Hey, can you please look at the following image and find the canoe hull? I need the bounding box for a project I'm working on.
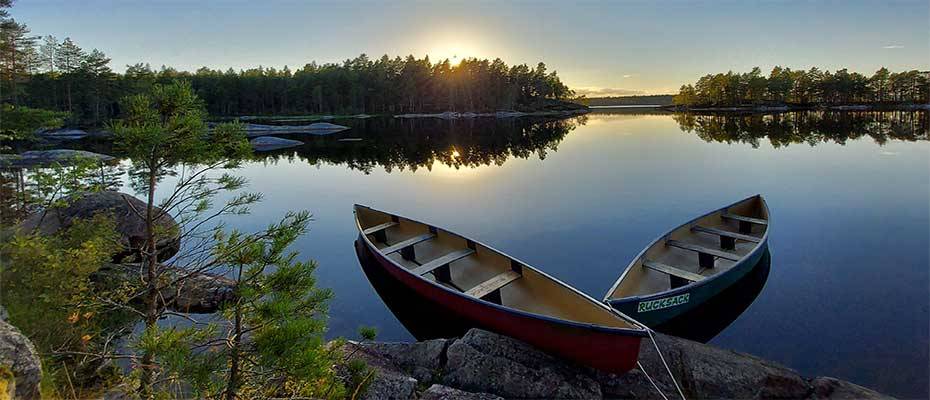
[358,234,644,374]
[607,241,768,334]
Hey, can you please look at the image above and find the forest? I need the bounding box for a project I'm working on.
[673,66,929,108]
[1,18,573,126]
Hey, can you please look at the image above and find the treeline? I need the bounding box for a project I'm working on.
[1,11,573,125]
[584,94,674,107]
[673,67,929,107]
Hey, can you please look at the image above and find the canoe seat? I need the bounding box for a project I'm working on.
[465,270,521,301]
[721,213,767,234]
[382,233,436,255]
[412,249,476,276]
[691,225,761,250]
[642,259,705,283]
[667,239,740,269]
[363,222,398,235]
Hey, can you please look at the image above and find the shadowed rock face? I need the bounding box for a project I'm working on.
[0,149,115,168]
[0,316,41,400]
[250,136,304,152]
[20,191,180,262]
[345,328,893,400]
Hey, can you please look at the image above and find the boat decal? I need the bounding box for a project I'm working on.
[638,293,690,312]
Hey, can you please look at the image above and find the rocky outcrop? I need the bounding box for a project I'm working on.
[250,136,304,151]
[0,149,115,168]
[20,191,181,262]
[93,263,236,314]
[0,318,41,399]
[241,122,350,137]
[346,329,893,400]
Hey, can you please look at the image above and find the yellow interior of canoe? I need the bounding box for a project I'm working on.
[607,196,768,300]
[355,206,638,330]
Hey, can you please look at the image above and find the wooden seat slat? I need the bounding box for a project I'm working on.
[721,213,768,226]
[666,240,741,261]
[691,225,762,243]
[363,222,398,235]
[642,259,705,282]
[382,233,436,255]
[412,249,476,276]
[465,271,521,299]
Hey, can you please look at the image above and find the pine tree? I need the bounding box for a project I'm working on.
[0,17,37,103]
[55,37,84,111]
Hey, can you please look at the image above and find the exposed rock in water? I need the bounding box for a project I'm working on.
[0,317,41,399]
[0,149,115,168]
[344,328,894,400]
[241,122,350,137]
[93,263,236,314]
[250,136,304,152]
[20,191,181,262]
[34,128,89,140]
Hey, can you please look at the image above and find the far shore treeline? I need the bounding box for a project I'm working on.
[673,67,929,108]
[1,25,574,126]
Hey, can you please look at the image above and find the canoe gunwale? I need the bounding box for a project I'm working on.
[602,194,771,303]
[354,204,648,336]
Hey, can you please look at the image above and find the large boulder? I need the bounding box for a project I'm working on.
[442,329,602,399]
[93,263,236,314]
[20,191,181,262]
[0,318,41,399]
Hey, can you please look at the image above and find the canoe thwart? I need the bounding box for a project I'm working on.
[466,270,521,300]
[721,213,768,226]
[412,249,476,276]
[642,259,705,282]
[666,240,741,261]
[382,233,436,255]
[691,225,762,243]
[363,221,398,235]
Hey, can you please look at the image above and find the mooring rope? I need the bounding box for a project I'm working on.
[637,360,670,400]
[647,328,687,400]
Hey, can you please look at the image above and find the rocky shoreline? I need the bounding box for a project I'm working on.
[345,328,892,400]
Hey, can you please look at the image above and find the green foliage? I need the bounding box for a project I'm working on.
[0,103,69,141]
[358,326,378,341]
[673,66,930,107]
[0,214,119,354]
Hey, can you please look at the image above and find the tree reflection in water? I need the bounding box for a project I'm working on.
[673,111,928,148]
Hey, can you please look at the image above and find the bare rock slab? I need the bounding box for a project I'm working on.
[420,384,503,400]
[0,149,115,168]
[250,136,304,151]
[0,318,41,399]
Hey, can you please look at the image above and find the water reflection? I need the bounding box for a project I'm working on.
[673,111,928,148]
[252,116,586,173]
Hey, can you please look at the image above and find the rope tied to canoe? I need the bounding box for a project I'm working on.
[641,328,687,400]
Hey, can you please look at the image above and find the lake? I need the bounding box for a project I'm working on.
[146,110,929,398]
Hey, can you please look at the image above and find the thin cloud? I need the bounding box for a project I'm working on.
[573,87,644,97]
[882,45,904,49]
[622,74,637,78]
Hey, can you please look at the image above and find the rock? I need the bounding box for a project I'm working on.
[420,384,503,400]
[361,371,417,400]
[345,338,448,383]
[808,377,893,399]
[0,306,7,322]
[442,329,602,399]
[242,122,350,137]
[0,149,115,168]
[35,128,88,140]
[632,332,812,399]
[249,136,304,151]
[0,318,41,399]
[20,191,181,262]
[93,263,235,313]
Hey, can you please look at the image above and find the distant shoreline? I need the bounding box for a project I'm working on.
[661,103,930,113]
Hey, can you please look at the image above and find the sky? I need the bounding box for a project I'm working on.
[10,0,930,95]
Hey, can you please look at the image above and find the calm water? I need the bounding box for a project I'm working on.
[144,111,928,397]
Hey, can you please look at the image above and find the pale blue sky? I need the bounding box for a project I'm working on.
[11,0,929,95]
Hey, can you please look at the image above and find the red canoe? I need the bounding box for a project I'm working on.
[354,205,647,374]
